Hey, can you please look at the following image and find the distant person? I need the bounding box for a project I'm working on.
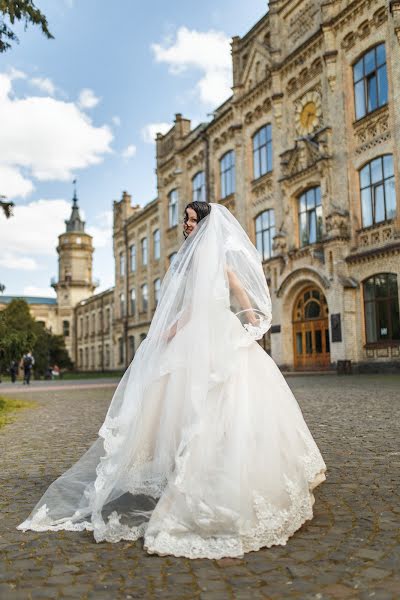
[9,360,19,383]
[51,364,60,380]
[22,351,35,385]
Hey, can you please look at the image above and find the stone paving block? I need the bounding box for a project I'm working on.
[1,377,400,598]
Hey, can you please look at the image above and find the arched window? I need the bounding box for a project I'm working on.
[252,124,272,180]
[359,155,396,227]
[153,229,160,260]
[141,283,148,312]
[154,278,161,306]
[220,150,235,199]
[168,189,178,227]
[255,209,275,261]
[363,274,400,344]
[298,187,323,246]
[192,171,206,202]
[169,252,177,265]
[353,43,388,120]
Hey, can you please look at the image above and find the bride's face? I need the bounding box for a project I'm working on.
[183,208,198,238]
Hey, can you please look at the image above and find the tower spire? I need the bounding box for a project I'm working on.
[65,179,85,232]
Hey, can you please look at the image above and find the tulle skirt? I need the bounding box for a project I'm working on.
[18,309,326,559]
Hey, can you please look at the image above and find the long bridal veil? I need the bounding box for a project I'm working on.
[18,202,326,558]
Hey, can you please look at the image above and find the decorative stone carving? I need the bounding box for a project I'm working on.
[280,129,331,180]
[390,0,400,43]
[243,97,272,126]
[341,7,387,51]
[272,232,287,255]
[186,150,205,171]
[212,124,240,152]
[289,1,319,45]
[325,208,350,239]
[353,107,390,155]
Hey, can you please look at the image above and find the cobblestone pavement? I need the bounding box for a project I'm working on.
[1,374,399,600]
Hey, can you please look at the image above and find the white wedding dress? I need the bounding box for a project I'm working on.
[18,203,326,559]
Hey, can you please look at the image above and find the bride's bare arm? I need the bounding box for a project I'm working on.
[225,267,259,324]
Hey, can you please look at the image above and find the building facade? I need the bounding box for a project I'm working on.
[154,0,400,370]
[3,0,399,372]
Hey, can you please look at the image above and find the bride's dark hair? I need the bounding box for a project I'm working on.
[183,202,211,238]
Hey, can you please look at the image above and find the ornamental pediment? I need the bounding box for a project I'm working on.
[240,42,272,91]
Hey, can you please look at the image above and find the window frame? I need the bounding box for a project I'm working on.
[359,154,396,228]
[363,273,400,345]
[168,189,179,227]
[252,124,273,180]
[220,150,235,199]
[353,43,388,121]
[192,171,206,202]
[255,209,275,261]
[141,283,148,312]
[298,187,323,247]
[141,237,148,266]
[129,244,136,272]
[153,228,160,260]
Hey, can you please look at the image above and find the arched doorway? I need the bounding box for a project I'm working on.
[293,286,330,369]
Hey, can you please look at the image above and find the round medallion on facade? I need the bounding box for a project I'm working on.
[295,91,322,136]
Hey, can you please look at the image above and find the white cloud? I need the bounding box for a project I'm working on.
[30,77,56,95]
[78,88,100,109]
[23,285,56,298]
[0,165,34,199]
[141,122,171,144]
[0,252,40,271]
[112,115,121,127]
[87,210,113,249]
[0,71,113,186]
[8,67,27,82]
[121,144,136,159]
[151,27,232,105]
[0,198,70,257]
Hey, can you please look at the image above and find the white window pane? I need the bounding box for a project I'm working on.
[385,178,396,220]
[361,188,373,227]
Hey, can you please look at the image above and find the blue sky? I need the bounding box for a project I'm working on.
[0,0,267,297]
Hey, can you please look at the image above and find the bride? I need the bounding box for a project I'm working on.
[18,201,326,559]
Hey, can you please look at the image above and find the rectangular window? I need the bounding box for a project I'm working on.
[141,237,148,266]
[130,244,136,272]
[130,288,136,315]
[353,43,388,120]
[118,337,124,364]
[168,189,179,227]
[153,229,160,260]
[253,125,272,180]
[220,151,235,199]
[119,252,125,277]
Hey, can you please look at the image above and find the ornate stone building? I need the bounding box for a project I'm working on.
[153,0,400,370]
[3,0,399,372]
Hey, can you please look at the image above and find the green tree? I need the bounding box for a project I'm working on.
[0,299,37,373]
[0,299,72,377]
[0,0,53,53]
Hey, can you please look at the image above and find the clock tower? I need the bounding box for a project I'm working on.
[52,185,97,361]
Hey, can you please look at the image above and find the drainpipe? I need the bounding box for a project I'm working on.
[202,130,210,202]
[123,221,129,369]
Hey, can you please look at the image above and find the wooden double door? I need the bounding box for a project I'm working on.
[293,287,330,370]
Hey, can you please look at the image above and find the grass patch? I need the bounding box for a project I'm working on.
[0,396,35,429]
